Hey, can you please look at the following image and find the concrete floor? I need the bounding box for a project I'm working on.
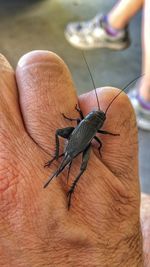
[0,0,149,192]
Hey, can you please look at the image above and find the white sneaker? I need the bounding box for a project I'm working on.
[128,88,150,131]
[65,14,130,50]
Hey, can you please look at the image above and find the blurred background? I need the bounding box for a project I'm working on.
[0,0,149,193]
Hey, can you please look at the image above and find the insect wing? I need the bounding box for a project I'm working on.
[66,120,96,156]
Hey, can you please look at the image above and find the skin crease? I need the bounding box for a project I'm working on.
[0,51,149,267]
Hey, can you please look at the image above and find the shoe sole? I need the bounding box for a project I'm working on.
[65,31,130,51]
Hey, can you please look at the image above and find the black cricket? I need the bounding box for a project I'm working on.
[43,53,141,209]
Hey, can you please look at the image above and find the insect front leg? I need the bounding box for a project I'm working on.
[62,104,84,125]
[44,127,74,168]
[67,144,91,209]
[75,104,84,119]
[98,130,120,136]
[62,113,81,125]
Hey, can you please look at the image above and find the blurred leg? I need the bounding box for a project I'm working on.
[127,0,150,130]
[65,0,143,49]
[139,0,150,101]
[108,0,143,29]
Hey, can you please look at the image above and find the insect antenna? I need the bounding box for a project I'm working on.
[82,51,101,111]
[105,74,144,115]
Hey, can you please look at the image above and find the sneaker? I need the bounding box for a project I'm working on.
[64,14,130,50]
[128,88,150,131]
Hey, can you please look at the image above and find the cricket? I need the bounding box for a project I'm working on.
[43,52,141,209]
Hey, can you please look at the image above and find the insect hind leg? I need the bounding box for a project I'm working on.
[67,144,91,210]
[55,127,75,159]
[66,161,72,183]
[44,127,74,168]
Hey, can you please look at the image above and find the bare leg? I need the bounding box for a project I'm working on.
[139,0,150,101]
[108,0,143,29]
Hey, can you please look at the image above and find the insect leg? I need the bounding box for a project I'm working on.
[44,153,64,168]
[67,144,91,209]
[44,154,71,188]
[94,136,102,157]
[98,130,120,136]
[75,104,84,119]
[44,127,74,168]
[62,113,81,125]
[55,127,75,159]
[66,161,72,183]
[62,104,84,124]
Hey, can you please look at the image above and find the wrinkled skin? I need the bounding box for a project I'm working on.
[0,51,149,267]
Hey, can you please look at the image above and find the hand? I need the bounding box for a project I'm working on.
[0,51,149,266]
